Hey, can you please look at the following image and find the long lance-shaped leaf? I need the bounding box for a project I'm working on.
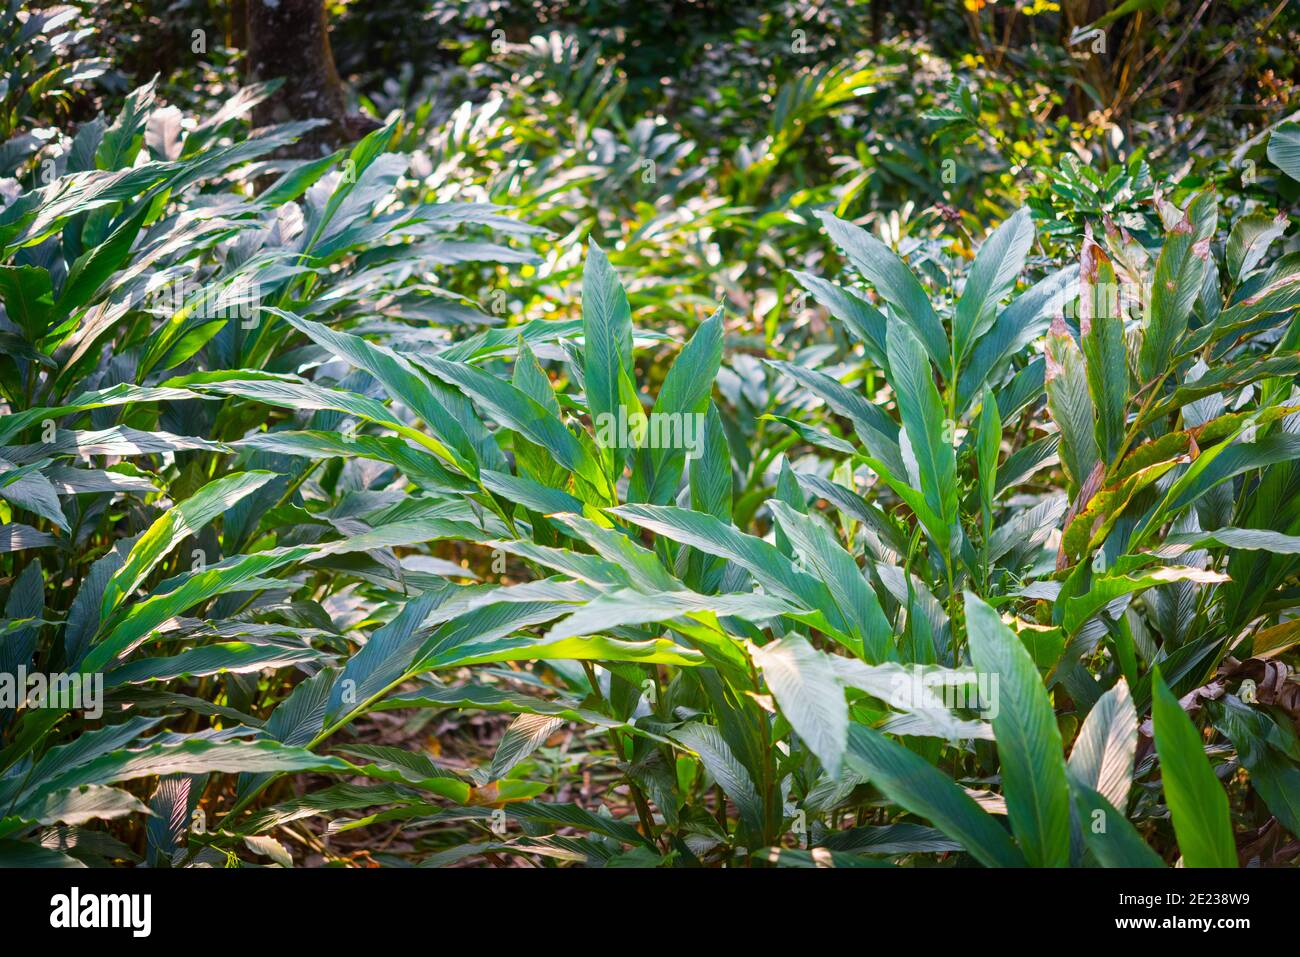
[767,500,894,661]
[549,512,682,592]
[420,625,704,672]
[636,307,724,504]
[958,266,1077,411]
[582,240,634,467]
[486,539,632,588]
[1066,678,1138,811]
[0,457,67,532]
[171,369,464,468]
[790,270,889,369]
[1268,122,1300,182]
[1226,211,1288,283]
[105,641,321,686]
[844,724,1025,867]
[542,587,753,682]
[326,589,452,723]
[100,470,275,619]
[0,719,162,815]
[1045,317,1100,491]
[610,503,855,643]
[0,383,199,446]
[3,785,150,834]
[1079,236,1128,463]
[544,589,790,642]
[18,739,350,804]
[1211,696,1300,837]
[816,211,950,377]
[965,592,1069,867]
[489,714,565,781]
[976,387,1000,541]
[886,321,957,541]
[1137,199,1212,384]
[372,683,657,736]
[272,309,480,476]
[0,841,84,867]
[1135,431,1300,544]
[752,634,848,777]
[767,359,904,476]
[0,264,54,341]
[234,430,474,490]
[1151,667,1237,867]
[670,722,764,839]
[1069,780,1164,867]
[1058,569,1230,639]
[953,207,1032,366]
[86,518,487,674]
[416,353,610,498]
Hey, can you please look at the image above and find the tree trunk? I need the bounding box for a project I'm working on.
[246,0,352,156]
[229,0,248,50]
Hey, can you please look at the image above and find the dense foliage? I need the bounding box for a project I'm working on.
[1,1,1299,868]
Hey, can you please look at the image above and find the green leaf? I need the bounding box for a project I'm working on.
[422,628,703,672]
[611,504,855,645]
[790,269,888,369]
[417,353,609,497]
[767,360,903,475]
[5,784,150,831]
[1061,566,1226,637]
[327,588,454,723]
[489,714,564,780]
[335,745,471,803]
[87,519,483,674]
[1160,526,1300,555]
[94,78,156,170]
[752,634,848,776]
[1067,678,1138,811]
[17,739,350,805]
[959,267,1077,410]
[1226,212,1289,282]
[1079,238,1128,462]
[816,211,950,377]
[844,724,1025,867]
[1267,122,1300,182]
[507,801,651,847]
[976,387,1000,534]
[637,307,723,504]
[954,207,1032,365]
[273,311,481,476]
[1138,200,1212,383]
[965,592,1069,867]
[100,470,276,619]
[0,840,85,867]
[238,783,425,835]
[767,500,894,661]
[545,588,789,641]
[549,513,681,592]
[670,722,764,839]
[234,430,472,490]
[1069,780,1164,867]
[885,320,957,540]
[582,240,634,462]
[0,264,54,341]
[0,458,67,532]
[690,403,733,522]
[0,523,56,553]
[105,641,320,687]
[1150,667,1237,867]
[1211,696,1300,837]
[1149,432,1300,526]
[1045,317,1100,490]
